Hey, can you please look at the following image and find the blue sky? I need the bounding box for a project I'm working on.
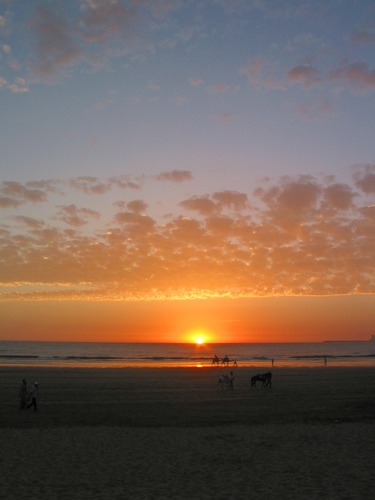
[0,1,374,341]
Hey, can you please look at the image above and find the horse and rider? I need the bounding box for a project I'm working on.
[212,355,238,367]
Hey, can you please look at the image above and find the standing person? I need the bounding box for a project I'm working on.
[28,382,38,411]
[19,379,28,410]
[229,371,234,390]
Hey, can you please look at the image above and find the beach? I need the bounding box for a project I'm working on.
[1,366,374,499]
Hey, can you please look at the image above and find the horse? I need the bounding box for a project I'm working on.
[251,371,272,388]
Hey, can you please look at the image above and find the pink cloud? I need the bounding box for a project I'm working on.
[287,65,321,89]
[189,77,204,86]
[329,61,375,92]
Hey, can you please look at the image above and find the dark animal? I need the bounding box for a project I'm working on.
[251,371,272,388]
[212,355,220,366]
[221,355,230,366]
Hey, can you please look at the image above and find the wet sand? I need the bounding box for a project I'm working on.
[1,366,375,499]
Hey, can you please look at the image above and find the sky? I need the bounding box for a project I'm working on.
[0,0,374,343]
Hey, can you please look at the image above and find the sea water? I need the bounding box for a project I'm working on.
[1,341,375,368]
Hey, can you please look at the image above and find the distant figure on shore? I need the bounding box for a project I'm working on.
[27,382,38,411]
[19,379,28,410]
[229,371,234,390]
[271,358,274,367]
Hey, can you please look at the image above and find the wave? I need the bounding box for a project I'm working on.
[292,354,375,359]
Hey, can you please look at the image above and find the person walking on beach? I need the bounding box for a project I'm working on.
[27,382,38,411]
[19,379,28,410]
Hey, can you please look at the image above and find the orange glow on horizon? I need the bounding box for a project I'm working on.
[0,294,374,343]
[184,328,214,345]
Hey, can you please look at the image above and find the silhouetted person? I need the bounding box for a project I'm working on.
[28,382,38,411]
[19,379,28,410]
[229,371,234,389]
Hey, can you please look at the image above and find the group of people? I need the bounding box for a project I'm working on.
[19,379,38,411]
[218,371,235,390]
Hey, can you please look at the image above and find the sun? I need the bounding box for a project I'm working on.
[186,328,212,345]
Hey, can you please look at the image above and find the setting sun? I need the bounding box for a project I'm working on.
[195,337,204,345]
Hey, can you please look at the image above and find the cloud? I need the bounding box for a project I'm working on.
[82,0,136,43]
[155,170,193,182]
[69,177,111,195]
[254,176,320,213]
[0,181,48,205]
[0,197,22,209]
[352,164,375,194]
[12,216,45,229]
[1,171,374,300]
[179,196,217,216]
[56,204,100,227]
[323,183,356,211]
[240,57,287,90]
[127,200,148,213]
[31,7,82,78]
[329,61,375,92]
[212,191,248,211]
[287,65,321,89]
[189,77,203,86]
[289,95,335,121]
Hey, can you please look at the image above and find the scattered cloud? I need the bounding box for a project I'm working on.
[287,65,321,89]
[189,77,204,86]
[329,61,375,92]
[1,168,374,300]
[289,95,335,121]
[0,181,48,205]
[155,170,193,182]
[352,164,375,194]
[179,196,217,216]
[31,7,82,79]
[56,204,100,227]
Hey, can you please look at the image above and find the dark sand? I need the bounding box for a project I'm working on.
[1,366,375,499]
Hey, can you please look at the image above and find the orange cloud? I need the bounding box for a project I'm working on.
[0,168,374,301]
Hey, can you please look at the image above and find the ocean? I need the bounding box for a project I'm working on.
[1,340,375,368]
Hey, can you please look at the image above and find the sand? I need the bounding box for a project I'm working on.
[1,366,375,499]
